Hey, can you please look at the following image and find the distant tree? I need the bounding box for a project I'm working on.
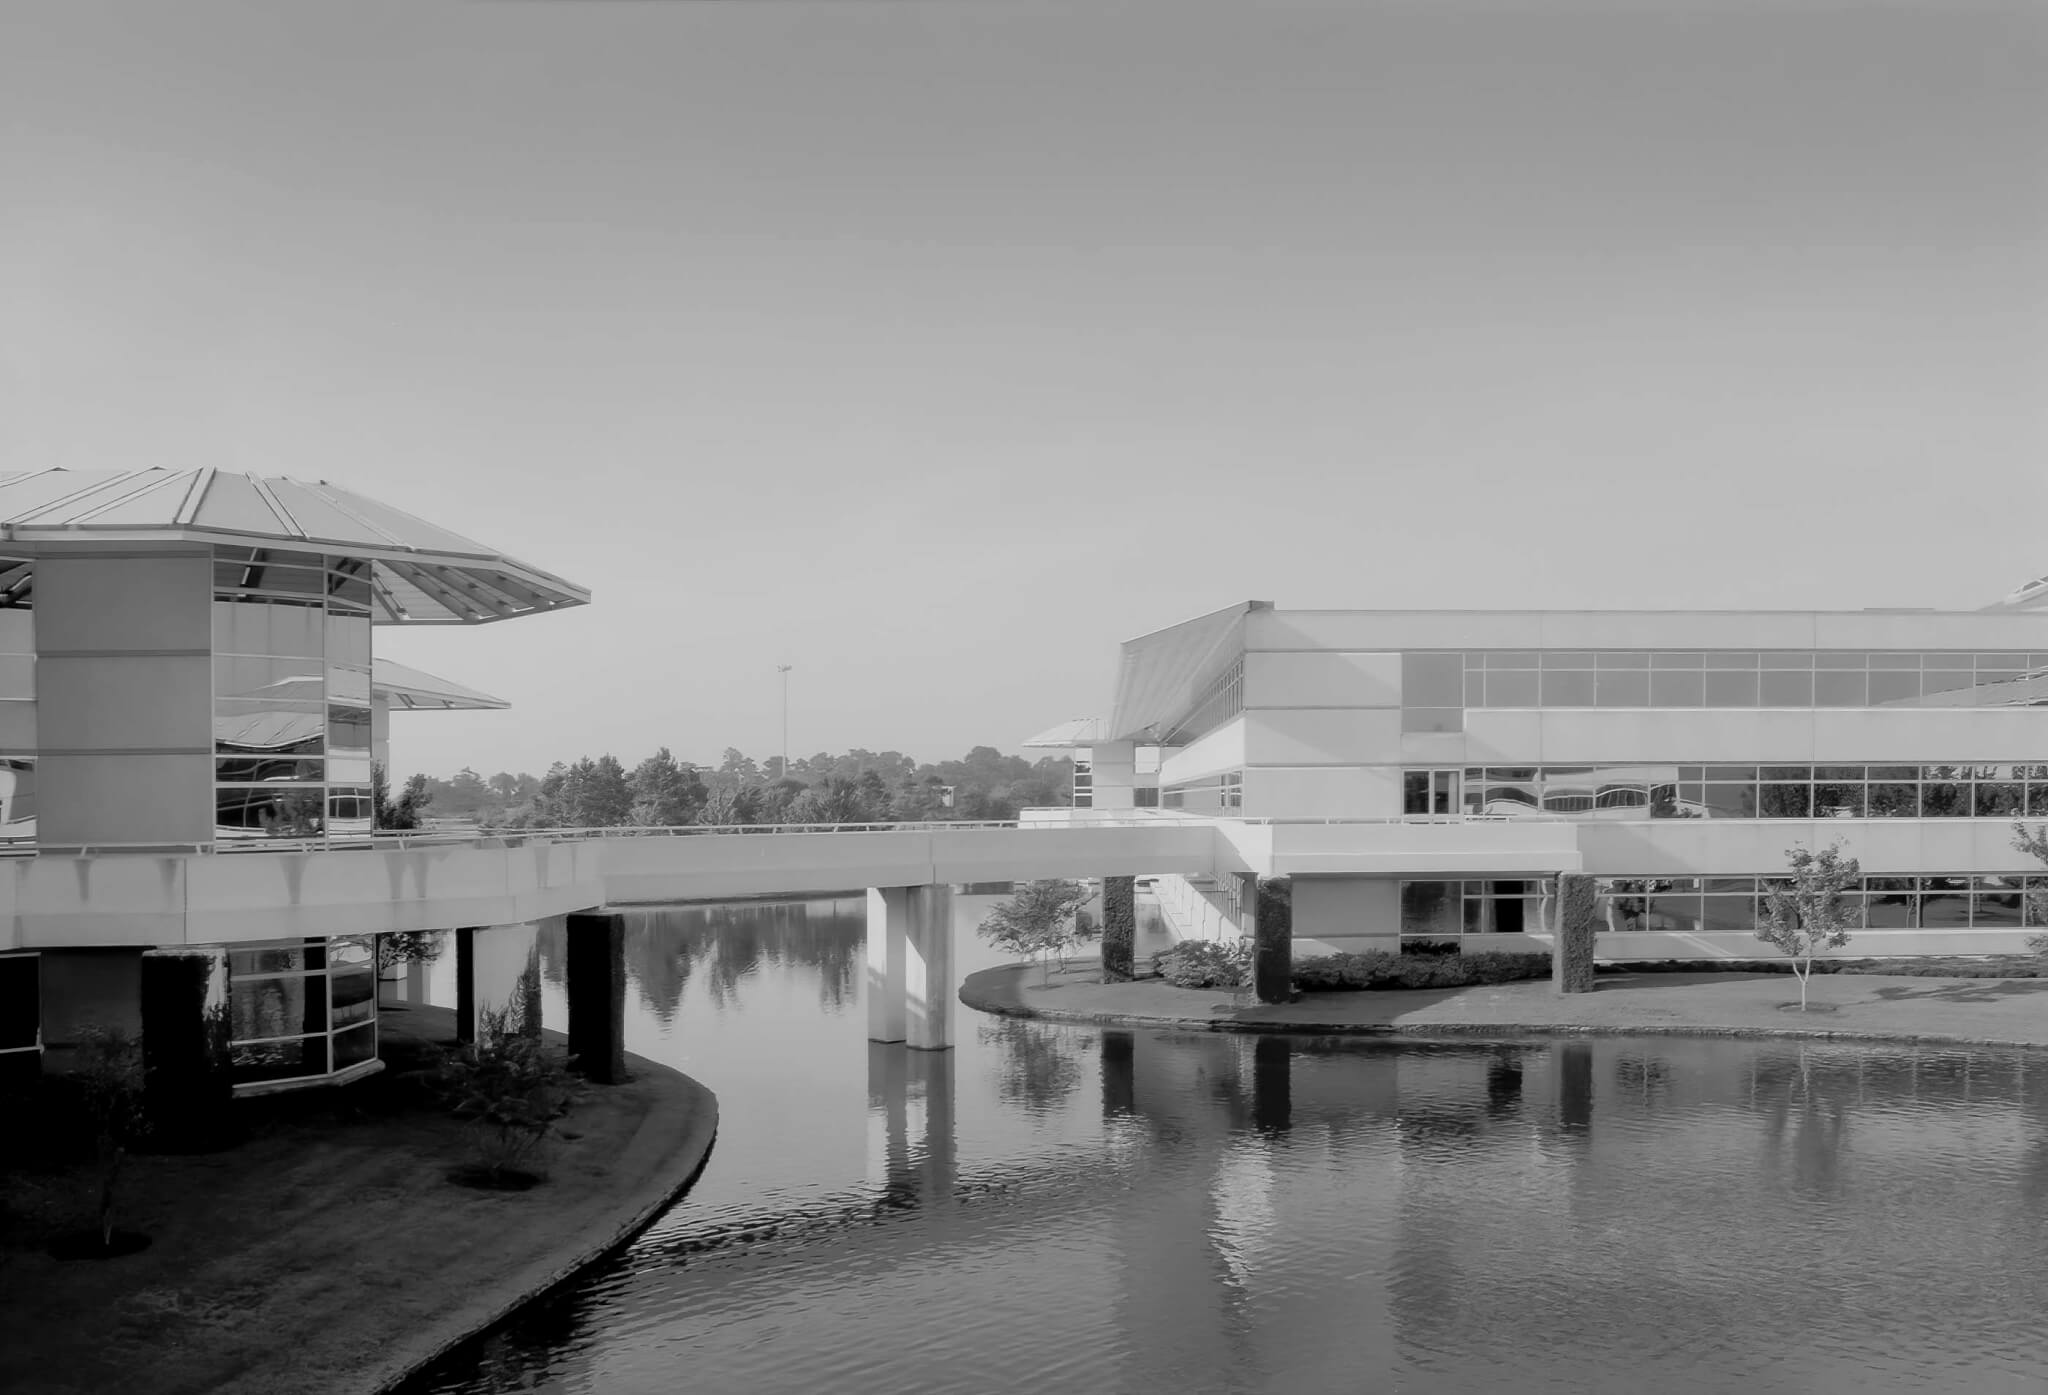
[439,767,491,817]
[717,748,762,785]
[1757,843,1860,1010]
[72,1026,148,1252]
[630,747,707,826]
[572,754,635,828]
[978,879,1097,984]
[698,781,764,826]
[373,762,432,831]
[856,769,892,820]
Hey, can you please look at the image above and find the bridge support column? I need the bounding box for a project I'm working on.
[567,911,628,1085]
[454,927,477,1045]
[867,884,954,1049]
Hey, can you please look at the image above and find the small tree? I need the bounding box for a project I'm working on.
[978,879,1094,984]
[1756,843,1860,1010]
[72,1026,148,1250]
[2009,821,2048,955]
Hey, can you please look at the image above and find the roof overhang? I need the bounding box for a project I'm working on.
[1106,601,1266,743]
[1021,717,1106,749]
[0,467,589,625]
[373,660,510,712]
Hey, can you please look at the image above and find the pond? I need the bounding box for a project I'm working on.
[403,895,2048,1395]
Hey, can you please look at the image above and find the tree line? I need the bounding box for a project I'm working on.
[396,745,1077,830]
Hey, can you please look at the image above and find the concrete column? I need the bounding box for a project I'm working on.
[403,954,429,1006]
[139,947,232,1148]
[866,887,908,1043]
[868,884,955,1049]
[454,927,477,1045]
[1237,871,1291,1005]
[566,911,627,1084]
[904,884,954,1051]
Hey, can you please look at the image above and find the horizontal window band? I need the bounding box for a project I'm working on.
[36,649,212,659]
[36,747,214,756]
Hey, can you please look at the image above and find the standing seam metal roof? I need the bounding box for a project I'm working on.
[0,468,589,624]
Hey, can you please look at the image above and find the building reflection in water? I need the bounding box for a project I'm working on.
[399,899,2048,1395]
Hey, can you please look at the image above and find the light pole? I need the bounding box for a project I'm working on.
[778,664,792,782]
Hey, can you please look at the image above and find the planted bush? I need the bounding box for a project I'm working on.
[1155,938,1252,989]
[1292,948,1552,992]
[427,1003,577,1190]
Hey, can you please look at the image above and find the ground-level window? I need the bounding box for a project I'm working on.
[1399,880,1554,936]
[1595,874,2048,933]
[226,936,377,1088]
[0,952,38,1060]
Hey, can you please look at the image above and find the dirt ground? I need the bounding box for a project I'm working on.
[0,1003,717,1395]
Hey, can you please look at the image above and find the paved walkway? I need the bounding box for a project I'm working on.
[0,1004,718,1395]
[961,962,2048,1050]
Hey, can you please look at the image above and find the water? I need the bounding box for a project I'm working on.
[403,895,2048,1395]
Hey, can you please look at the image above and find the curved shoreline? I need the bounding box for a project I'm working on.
[959,962,2048,1053]
[365,1054,719,1395]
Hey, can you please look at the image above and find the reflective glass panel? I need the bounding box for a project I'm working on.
[1597,652,1651,668]
[1921,879,1970,927]
[231,974,325,1041]
[327,665,370,706]
[1759,671,1813,705]
[1401,707,1462,734]
[332,1022,377,1069]
[1649,670,1704,707]
[1867,672,1921,707]
[1867,783,1918,817]
[1704,652,1757,669]
[1541,670,1595,705]
[1485,670,1539,706]
[1704,670,1758,706]
[231,1036,330,1085]
[212,598,324,658]
[215,702,324,756]
[1814,782,1864,817]
[216,757,324,784]
[327,612,370,667]
[1920,782,1968,817]
[1757,784,1811,818]
[1399,881,1461,936]
[1541,652,1596,669]
[1596,671,1650,706]
[1701,782,1758,818]
[1485,653,1540,669]
[1813,670,1867,706]
[216,786,326,839]
[228,943,325,976]
[1975,782,2024,817]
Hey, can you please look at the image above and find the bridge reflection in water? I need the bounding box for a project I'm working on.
[402,897,2048,1395]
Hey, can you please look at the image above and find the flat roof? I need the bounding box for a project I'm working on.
[0,468,589,624]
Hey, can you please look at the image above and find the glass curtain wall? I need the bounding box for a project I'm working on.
[1452,763,2048,819]
[212,548,374,843]
[226,936,378,1086]
[1160,771,1243,812]
[1399,879,1557,936]
[1404,650,2048,729]
[1593,875,2042,934]
[0,556,32,849]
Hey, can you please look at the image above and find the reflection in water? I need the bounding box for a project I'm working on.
[406,896,2048,1395]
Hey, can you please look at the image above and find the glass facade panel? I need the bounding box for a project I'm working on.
[1485,670,1539,707]
[1704,670,1758,706]
[1649,670,1704,707]
[227,936,378,1088]
[1399,881,1461,937]
[1401,654,1464,708]
[1540,670,1595,705]
[1596,671,1650,706]
[1759,670,1813,705]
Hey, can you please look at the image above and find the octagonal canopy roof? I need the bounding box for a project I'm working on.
[1021,717,1107,748]
[0,467,589,624]
[374,659,510,711]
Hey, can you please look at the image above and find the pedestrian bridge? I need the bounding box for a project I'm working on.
[0,811,1583,955]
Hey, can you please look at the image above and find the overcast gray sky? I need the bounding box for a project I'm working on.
[6,0,2045,778]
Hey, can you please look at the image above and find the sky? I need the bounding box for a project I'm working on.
[5,0,2045,780]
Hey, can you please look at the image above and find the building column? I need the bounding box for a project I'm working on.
[1101,875,1137,982]
[867,884,955,1049]
[139,947,232,1148]
[1236,871,1291,1005]
[566,911,627,1084]
[454,927,477,1045]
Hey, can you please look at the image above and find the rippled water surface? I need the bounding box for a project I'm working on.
[404,896,2048,1395]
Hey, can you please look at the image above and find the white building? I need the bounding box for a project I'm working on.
[1032,598,2048,959]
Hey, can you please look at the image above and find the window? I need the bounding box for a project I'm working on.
[1401,653,1464,732]
[1434,650,2048,711]
[227,936,377,1088]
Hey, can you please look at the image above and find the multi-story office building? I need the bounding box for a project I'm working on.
[1035,599,2048,959]
[0,467,598,1090]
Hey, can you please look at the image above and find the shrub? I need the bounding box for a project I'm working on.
[1292,948,1551,992]
[1100,876,1136,984]
[427,1004,577,1187]
[1156,938,1252,989]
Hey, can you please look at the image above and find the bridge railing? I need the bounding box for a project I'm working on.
[10,809,1570,858]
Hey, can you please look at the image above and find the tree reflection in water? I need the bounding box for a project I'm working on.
[978,1016,1083,1114]
[603,899,865,1020]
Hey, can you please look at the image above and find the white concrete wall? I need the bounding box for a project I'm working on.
[1575,817,2046,878]
[1087,741,1137,810]
[1158,718,1246,786]
[34,549,214,848]
[1241,766,1401,819]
